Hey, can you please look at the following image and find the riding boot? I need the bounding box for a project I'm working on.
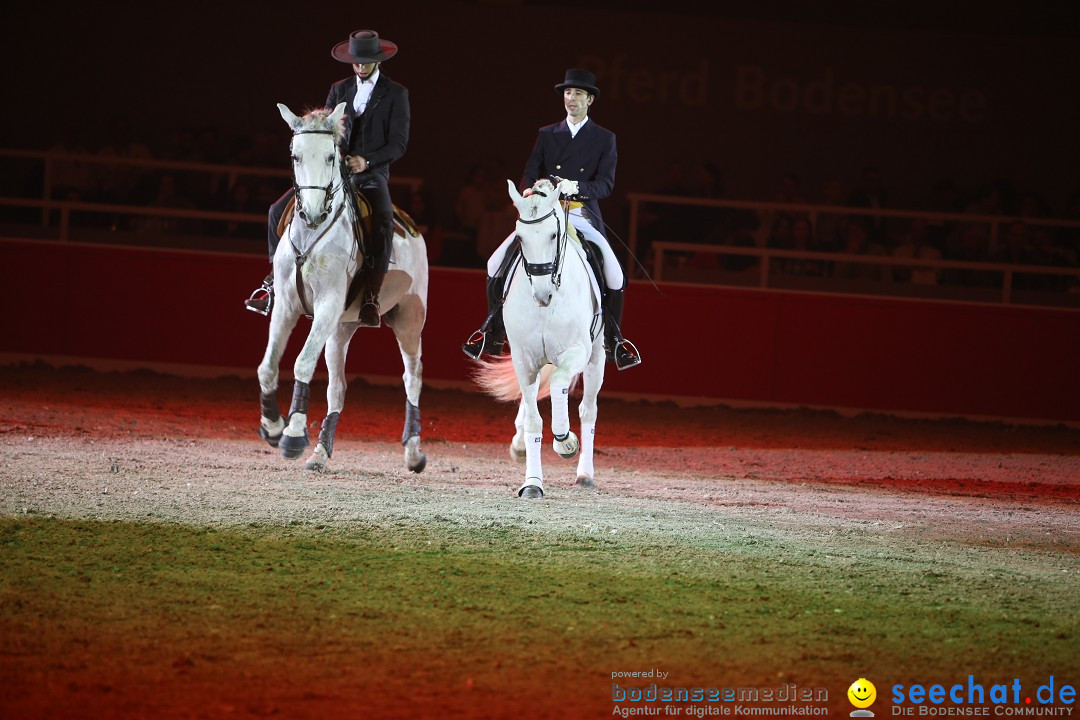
[358,210,392,327]
[603,287,642,371]
[358,270,385,327]
[462,275,507,360]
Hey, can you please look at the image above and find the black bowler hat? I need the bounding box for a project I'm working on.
[331,30,398,64]
[555,68,600,97]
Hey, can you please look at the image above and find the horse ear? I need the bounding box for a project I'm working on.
[507,179,523,206]
[329,102,347,126]
[277,103,300,128]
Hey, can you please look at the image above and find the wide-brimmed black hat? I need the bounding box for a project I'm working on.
[554,68,599,97]
[331,30,398,64]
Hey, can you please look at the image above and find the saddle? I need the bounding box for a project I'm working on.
[277,189,421,317]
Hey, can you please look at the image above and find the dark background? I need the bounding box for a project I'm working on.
[5,0,1080,227]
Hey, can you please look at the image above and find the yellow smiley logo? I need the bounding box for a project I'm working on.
[848,678,877,708]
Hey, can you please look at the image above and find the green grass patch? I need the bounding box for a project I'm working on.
[1,516,1077,717]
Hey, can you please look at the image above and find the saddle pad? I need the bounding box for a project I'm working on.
[280,192,419,245]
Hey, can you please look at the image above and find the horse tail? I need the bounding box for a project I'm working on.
[472,354,565,402]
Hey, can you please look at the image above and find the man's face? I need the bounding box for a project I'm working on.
[353,62,379,80]
[564,88,593,121]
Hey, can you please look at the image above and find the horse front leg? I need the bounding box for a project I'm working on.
[305,322,357,471]
[514,359,545,500]
[388,293,427,473]
[510,400,527,463]
[549,345,589,462]
[256,301,300,448]
[575,341,607,489]
[280,298,341,460]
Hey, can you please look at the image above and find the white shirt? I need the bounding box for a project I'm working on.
[354,68,380,113]
[566,114,589,138]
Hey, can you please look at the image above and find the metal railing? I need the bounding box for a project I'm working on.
[628,192,1080,309]
[626,192,1080,258]
[0,147,423,229]
[649,241,1080,308]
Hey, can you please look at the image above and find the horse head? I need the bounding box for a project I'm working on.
[278,102,347,229]
[507,178,566,307]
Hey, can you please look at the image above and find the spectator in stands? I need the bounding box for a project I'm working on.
[757,172,807,248]
[846,165,889,247]
[831,217,888,281]
[222,181,261,239]
[1054,190,1080,266]
[990,220,1031,265]
[781,216,827,277]
[943,222,993,287]
[814,178,846,252]
[766,212,794,249]
[924,178,963,251]
[689,162,724,199]
[892,218,941,285]
[134,174,199,235]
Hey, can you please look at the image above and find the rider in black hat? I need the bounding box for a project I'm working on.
[245,30,410,328]
[462,68,642,370]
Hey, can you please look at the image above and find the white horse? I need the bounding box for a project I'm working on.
[473,179,606,499]
[257,102,428,473]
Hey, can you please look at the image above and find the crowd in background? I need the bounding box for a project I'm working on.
[635,164,1080,293]
[4,126,1080,295]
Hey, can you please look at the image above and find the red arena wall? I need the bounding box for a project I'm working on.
[3,239,1078,423]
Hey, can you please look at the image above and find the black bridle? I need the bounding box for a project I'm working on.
[287,126,350,317]
[517,191,571,289]
[290,128,347,226]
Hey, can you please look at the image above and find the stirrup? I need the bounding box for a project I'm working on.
[244,282,273,316]
[611,338,642,371]
[358,298,381,327]
[462,329,488,360]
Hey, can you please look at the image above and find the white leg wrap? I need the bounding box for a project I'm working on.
[577,421,596,480]
[550,383,571,439]
[524,431,543,482]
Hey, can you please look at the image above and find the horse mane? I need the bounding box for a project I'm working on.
[297,107,346,145]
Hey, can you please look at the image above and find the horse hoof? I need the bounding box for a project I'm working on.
[279,433,310,460]
[408,451,427,474]
[258,426,281,448]
[518,485,544,500]
[305,460,325,472]
[575,475,595,490]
